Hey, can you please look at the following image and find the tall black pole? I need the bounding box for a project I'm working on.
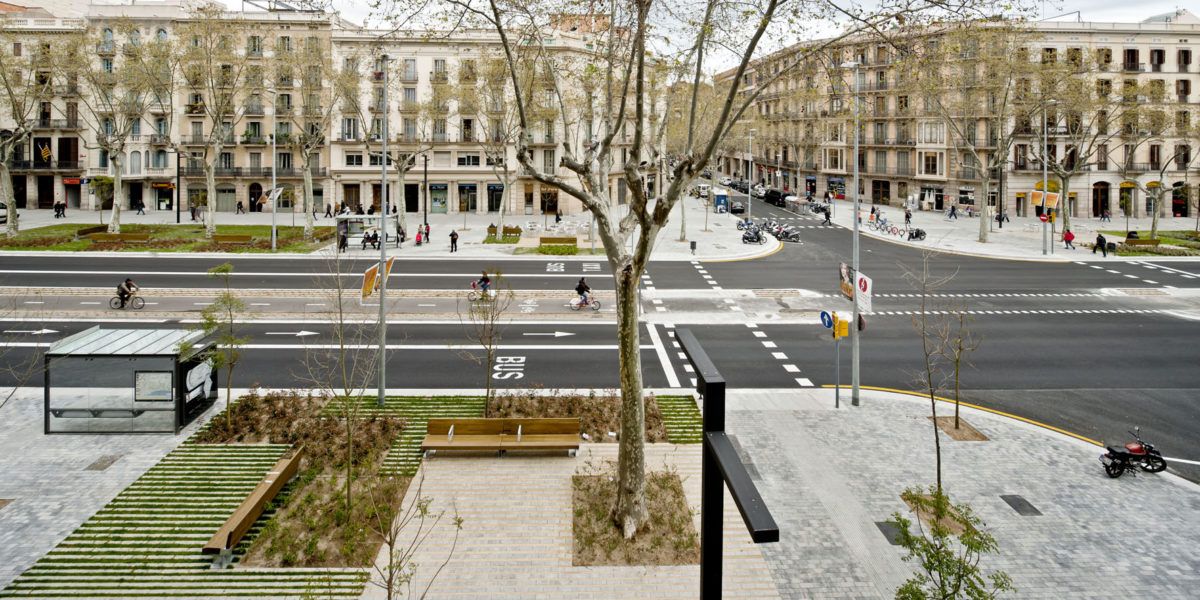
[174,150,181,224]
[422,153,428,226]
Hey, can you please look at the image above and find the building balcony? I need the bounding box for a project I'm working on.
[245,104,265,116]
[1122,62,1144,72]
[399,72,418,83]
[54,84,79,96]
[96,41,115,55]
[241,135,267,145]
[185,103,205,115]
[430,71,449,84]
[26,118,81,130]
[1150,63,1163,73]
[7,159,84,172]
[149,134,171,145]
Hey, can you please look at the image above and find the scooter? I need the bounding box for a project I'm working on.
[736,218,754,231]
[1100,427,1167,478]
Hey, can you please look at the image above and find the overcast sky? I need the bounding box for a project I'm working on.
[324,0,1189,28]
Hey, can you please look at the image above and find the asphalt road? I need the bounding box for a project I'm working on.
[3,189,1199,480]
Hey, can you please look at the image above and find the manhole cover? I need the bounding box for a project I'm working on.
[1118,288,1167,296]
[1000,494,1042,516]
[875,521,904,545]
[86,455,122,471]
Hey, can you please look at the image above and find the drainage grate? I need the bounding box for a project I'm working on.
[875,521,904,545]
[1000,494,1042,516]
[85,455,121,471]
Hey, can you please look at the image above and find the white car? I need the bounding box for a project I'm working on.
[0,202,11,225]
[695,183,711,198]
[719,176,732,186]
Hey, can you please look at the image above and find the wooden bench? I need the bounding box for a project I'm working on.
[420,418,580,457]
[212,234,253,245]
[75,225,107,240]
[487,225,523,237]
[1123,238,1161,247]
[202,445,304,565]
[87,232,151,243]
[539,236,578,246]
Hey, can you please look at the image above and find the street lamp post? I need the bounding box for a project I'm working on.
[1041,99,1057,256]
[748,128,755,220]
[377,54,391,408]
[271,95,277,251]
[422,153,428,226]
[842,60,862,406]
[174,148,181,224]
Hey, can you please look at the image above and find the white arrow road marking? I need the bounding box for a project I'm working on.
[3,328,59,335]
[265,330,319,337]
[522,331,575,338]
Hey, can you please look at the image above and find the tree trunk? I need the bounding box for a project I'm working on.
[977,179,990,243]
[1150,191,1161,239]
[108,155,125,234]
[394,167,408,235]
[302,159,315,242]
[1,161,18,237]
[931,391,942,494]
[611,264,648,539]
[1058,176,1072,236]
[204,154,218,239]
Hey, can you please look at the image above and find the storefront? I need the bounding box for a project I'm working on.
[152,182,174,211]
[957,186,975,207]
[430,183,448,213]
[1092,182,1111,217]
[920,186,945,211]
[1173,182,1190,217]
[458,183,478,213]
[827,176,845,200]
[804,176,817,196]
[871,180,891,204]
[487,183,504,212]
[63,177,82,209]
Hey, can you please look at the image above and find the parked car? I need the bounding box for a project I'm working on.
[730,200,745,214]
[694,183,711,198]
[701,169,713,179]
[719,176,732,186]
[0,202,11,225]
[764,189,786,206]
[751,185,766,199]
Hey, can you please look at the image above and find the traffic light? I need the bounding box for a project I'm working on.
[832,312,849,339]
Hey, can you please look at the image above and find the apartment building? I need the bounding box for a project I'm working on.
[716,9,1200,220]
[3,0,631,217]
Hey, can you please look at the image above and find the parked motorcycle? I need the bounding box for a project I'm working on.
[906,228,927,241]
[779,229,802,243]
[1100,427,1167,478]
[741,229,767,245]
[736,218,754,231]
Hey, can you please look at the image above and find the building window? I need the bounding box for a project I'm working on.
[433,118,447,142]
[276,152,292,169]
[279,36,292,52]
[919,151,942,176]
[12,42,20,57]
[153,150,167,168]
[462,118,474,142]
[102,58,113,73]
[99,150,108,169]
[543,149,556,172]
[403,118,416,141]
[247,35,262,55]
[341,118,359,140]
[157,29,167,41]
[402,58,417,81]
[457,152,480,167]
[1097,144,1108,171]
[346,153,363,166]
[403,87,417,104]
[249,152,261,168]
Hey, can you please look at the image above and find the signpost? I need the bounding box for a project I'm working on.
[360,257,396,303]
[854,272,873,313]
[830,311,849,408]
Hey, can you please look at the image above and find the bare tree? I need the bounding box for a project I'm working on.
[0,294,52,412]
[276,35,342,241]
[367,475,462,600]
[1115,103,1183,239]
[478,55,523,236]
[178,5,253,238]
[457,272,514,402]
[0,27,52,236]
[386,0,1022,538]
[61,21,160,233]
[904,255,955,493]
[191,263,247,430]
[940,304,979,430]
[297,254,382,518]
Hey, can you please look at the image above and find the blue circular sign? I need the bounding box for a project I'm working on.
[820,311,833,329]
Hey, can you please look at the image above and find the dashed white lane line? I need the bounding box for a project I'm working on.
[305,303,326,307]
[1143,280,1158,284]
[1123,274,1139,279]
[762,341,777,348]
[745,323,758,328]
[1106,269,1120,274]
[24,301,43,304]
[771,351,788,359]
[752,331,768,338]
[651,299,664,305]
[655,307,667,312]
[795,378,814,387]
[677,352,687,360]
[192,302,211,306]
[250,302,271,306]
[79,301,100,305]
[783,364,800,373]
[683,364,694,373]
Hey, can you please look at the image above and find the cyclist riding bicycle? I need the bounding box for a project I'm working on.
[117,278,139,309]
[477,271,491,295]
[575,278,591,305]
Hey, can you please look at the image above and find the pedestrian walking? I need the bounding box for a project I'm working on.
[415,230,423,246]
[399,227,406,246]
[135,198,146,215]
[189,205,197,222]
[1101,209,1111,222]
[449,229,459,252]
[424,223,431,239]
[235,200,245,215]
[947,204,958,220]
[1063,228,1076,249]
[904,208,912,227]
[324,204,333,218]
[821,206,832,226]
[1093,233,1107,257]
[555,210,562,224]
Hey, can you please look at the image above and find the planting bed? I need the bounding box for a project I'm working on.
[0,443,366,598]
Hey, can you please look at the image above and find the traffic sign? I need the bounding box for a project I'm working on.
[1039,214,1048,223]
[820,311,833,329]
[854,272,873,313]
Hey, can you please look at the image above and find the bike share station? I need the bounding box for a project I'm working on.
[43,327,218,434]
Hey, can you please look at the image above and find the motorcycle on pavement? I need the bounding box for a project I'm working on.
[1100,427,1167,478]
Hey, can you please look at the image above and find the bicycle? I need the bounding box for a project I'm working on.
[110,293,145,310]
[467,280,495,302]
[570,295,601,311]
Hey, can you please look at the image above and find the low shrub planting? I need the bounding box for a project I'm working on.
[487,391,668,442]
[572,467,699,566]
[538,243,579,255]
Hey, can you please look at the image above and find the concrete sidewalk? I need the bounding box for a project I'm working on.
[6,195,778,263]
[816,198,1200,262]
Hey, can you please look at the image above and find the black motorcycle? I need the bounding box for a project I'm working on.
[906,228,927,241]
[742,229,767,245]
[1100,427,1167,478]
[778,228,802,243]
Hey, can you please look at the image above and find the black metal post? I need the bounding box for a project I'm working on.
[676,328,779,600]
[174,150,181,224]
[422,153,428,226]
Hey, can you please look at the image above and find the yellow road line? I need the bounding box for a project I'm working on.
[822,384,1103,447]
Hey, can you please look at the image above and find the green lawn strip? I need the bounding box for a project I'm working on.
[1,442,365,599]
[653,395,703,444]
[321,396,487,476]
[0,224,333,253]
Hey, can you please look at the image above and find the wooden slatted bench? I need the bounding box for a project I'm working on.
[421,418,580,457]
[539,236,577,246]
[212,234,253,245]
[87,232,151,243]
[1123,238,1161,247]
[201,445,304,566]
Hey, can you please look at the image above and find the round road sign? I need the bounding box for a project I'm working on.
[820,311,833,329]
[1039,214,1048,222]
